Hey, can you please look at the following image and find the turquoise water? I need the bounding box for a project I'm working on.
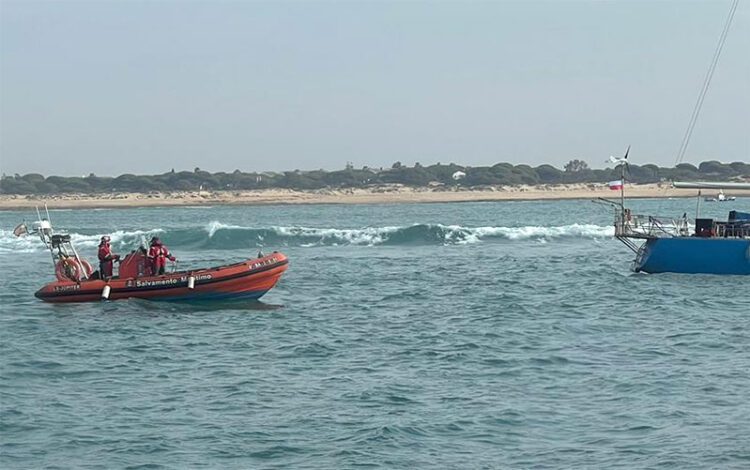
[1,199,749,468]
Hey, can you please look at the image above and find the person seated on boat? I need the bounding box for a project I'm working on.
[148,236,176,276]
[97,236,120,278]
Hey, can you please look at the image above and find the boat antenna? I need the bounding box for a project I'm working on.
[695,190,702,220]
[620,145,630,211]
[607,145,630,215]
[673,0,739,166]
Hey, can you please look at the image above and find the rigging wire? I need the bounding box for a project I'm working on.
[673,0,739,167]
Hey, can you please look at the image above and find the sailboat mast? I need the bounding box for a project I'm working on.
[620,160,625,212]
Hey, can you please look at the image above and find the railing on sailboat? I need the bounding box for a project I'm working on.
[672,181,750,190]
[615,211,692,239]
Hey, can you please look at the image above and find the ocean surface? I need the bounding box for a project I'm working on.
[1,198,748,469]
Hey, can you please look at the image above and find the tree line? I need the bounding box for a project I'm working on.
[1,160,748,195]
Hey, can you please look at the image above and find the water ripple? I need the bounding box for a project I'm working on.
[1,200,749,468]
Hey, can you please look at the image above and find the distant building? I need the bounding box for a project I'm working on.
[452,171,466,181]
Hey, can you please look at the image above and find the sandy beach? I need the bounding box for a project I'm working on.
[1,183,747,210]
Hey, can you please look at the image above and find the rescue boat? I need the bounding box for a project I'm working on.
[15,207,289,303]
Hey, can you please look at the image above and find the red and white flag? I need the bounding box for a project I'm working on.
[608,180,624,190]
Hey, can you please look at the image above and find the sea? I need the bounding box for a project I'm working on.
[1,198,748,469]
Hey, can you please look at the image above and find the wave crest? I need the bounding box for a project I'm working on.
[201,222,613,247]
[1,222,613,252]
[0,228,163,253]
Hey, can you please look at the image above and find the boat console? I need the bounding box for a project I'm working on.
[119,248,150,278]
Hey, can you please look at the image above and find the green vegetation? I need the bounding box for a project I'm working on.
[1,160,748,195]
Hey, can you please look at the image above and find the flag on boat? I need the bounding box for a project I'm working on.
[608,180,624,190]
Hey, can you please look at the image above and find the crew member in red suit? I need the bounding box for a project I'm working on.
[148,236,176,275]
[97,235,120,278]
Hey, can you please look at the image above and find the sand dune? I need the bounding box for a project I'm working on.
[1,183,747,210]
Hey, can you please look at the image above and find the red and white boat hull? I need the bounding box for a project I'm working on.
[35,253,289,303]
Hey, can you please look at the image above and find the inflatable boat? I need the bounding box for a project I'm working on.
[15,208,289,303]
[35,249,288,303]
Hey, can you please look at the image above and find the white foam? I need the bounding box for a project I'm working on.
[205,221,245,238]
[0,228,164,253]
[267,223,612,245]
[466,223,614,242]
[273,225,403,246]
[0,229,40,253]
[70,228,164,248]
[1,222,615,253]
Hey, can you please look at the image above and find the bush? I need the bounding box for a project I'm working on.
[0,177,36,194]
[1,159,746,195]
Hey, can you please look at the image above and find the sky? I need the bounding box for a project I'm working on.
[1,0,748,177]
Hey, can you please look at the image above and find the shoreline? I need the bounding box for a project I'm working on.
[1,183,747,210]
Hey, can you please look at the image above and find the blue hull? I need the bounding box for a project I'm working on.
[152,289,269,302]
[636,237,750,275]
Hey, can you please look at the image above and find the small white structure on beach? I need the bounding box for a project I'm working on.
[452,171,466,181]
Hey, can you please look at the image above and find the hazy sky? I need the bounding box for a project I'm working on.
[1,1,748,176]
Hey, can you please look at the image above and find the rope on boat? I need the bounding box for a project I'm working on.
[673,0,739,166]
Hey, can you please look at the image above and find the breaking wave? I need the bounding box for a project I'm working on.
[1,222,614,252]
[0,228,164,253]
[201,222,614,247]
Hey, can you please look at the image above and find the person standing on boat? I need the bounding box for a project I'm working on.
[148,236,176,275]
[98,236,120,279]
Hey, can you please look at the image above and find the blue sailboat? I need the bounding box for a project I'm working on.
[601,0,749,275]
[607,185,750,275]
